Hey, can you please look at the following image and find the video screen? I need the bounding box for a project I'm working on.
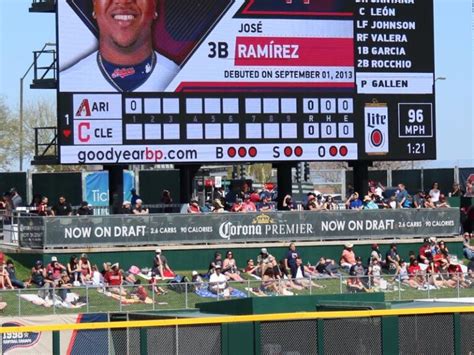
[57,0,435,164]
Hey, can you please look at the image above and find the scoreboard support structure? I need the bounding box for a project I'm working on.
[177,164,202,204]
[275,163,295,210]
[105,164,128,213]
[350,161,372,197]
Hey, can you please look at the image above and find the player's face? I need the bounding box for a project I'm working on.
[93,0,156,50]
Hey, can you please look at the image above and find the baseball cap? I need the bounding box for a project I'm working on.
[112,263,119,269]
[344,242,353,248]
[192,270,198,276]
[261,248,268,254]
[51,256,58,262]
[215,264,221,269]
[155,248,162,254]
[35,260,43,266]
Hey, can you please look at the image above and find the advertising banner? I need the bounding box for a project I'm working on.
[83,171,135,207]
[1,314,108,355]
[1,315,75,355]
[20,209,461,248]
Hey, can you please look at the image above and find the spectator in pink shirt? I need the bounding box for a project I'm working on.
[242,194,257,212]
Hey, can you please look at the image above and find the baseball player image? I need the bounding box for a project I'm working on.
[60,0,179,92]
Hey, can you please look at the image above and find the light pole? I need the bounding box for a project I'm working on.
[19,42,55,171]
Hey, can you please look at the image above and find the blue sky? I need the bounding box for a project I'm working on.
[0,0,472,167]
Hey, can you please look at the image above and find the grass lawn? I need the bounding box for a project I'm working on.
[1,254,473,318]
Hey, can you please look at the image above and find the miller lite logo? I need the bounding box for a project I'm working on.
[364,101,389,155]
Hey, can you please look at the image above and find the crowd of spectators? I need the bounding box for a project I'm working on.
[1,178,473,216]
[180,180,472,213]
[343,181,457,211]
[0,234,471,308]
[344,237,474,292]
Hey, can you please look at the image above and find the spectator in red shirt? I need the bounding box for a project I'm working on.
[447,260,469,288]
[418,238,431,265]
[230,198,244,212]
[104,263,125,295]
[427,261,446,289]
[408,259,424,285]
[187,199,201,213]
[37,196,52,216]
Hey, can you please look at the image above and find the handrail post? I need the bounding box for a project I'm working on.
[86,285,90,313]
[456,273,460,298]
[152,284,155,311]
[185,281,188,309]
[18,288,21,317]
[52,284,56,315]
[119,286,123,312]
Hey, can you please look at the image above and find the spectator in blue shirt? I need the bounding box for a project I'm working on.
[346,192,363,210]
[130,189,141,207]
[363,195,379,209]
[284,243,300,277]
[396,184,412,208]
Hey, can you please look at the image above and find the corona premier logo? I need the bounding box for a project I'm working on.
[219,221,263,240]
[252,214,275,224]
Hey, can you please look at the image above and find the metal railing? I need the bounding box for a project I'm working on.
[1,307,472,355]
[0,273,472,317]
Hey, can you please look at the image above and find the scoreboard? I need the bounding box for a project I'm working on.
[57,0,435,164]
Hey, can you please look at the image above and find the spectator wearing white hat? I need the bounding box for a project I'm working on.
[257,248,274,277]
[133,199,149,215]
[208,265,232,297]
[120,201,132,214]
[191,270,205,290]
[152,249,175,278]
[46,256,66,282]
[340,243,356,272]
